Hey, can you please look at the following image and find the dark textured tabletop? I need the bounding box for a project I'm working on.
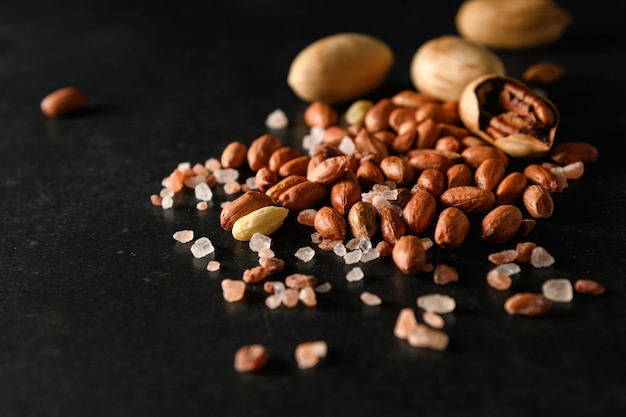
[2,1,626,416]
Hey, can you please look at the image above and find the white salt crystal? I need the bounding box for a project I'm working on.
[416,293,456,314]
[315,282,332,293]
[345,238,361,250]
[531,246,555,268]
[358,237,372,252]
[372,195,392,212]
[346,266,364,282]
[161,196,174,209]
[214,168,239,184]
[194,182,213,201]
[177,162,191,172]
[173,229,194,243]
[205,157,221,172]
[190,237,215,258]
[382,189,398,200]
[333,243,347,257]
[258,247,275,259]
[360,249,380,263]
[360,291,382,306]
[310,232,324,244]
[344,249,362,265]
[265,108,289,129]
[207,260,221,272]
[542,278,574,302]
[160,188,174,198]
[295,246,315,262]
[265,293,282,309]
[495,262,521,276]
[273,281,285,296]
[338,136,356,155]
[249,233,272,252]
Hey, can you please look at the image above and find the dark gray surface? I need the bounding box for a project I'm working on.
[2,1,626,416]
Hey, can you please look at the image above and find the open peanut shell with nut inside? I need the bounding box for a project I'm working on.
[459,74,559,158]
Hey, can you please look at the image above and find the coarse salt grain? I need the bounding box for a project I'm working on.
[234,344,268,373]
[315,282,332,293]
[207,260,221,272]
[333,243,347,257]
[265,108,289,129]
[346,266,364,282]
[194,182,213,201]
[310,232,323,244]
[265,293,282,309]
[297,209,317,226]
[394,308,418,339]
[173,229,194,243]
[294,340,327,370]
[563,161,584,179]
[221,279,246,303]
[161,196,173,209]
[423,311,445,329]
[190,237,215,258]
[486,268,512,291]
[407,323,449,351]
[223,181,241,194]
[245,176,257,190]
[249,232,272,252]
[344,249,362,264]
[150,194,162,206]
[205,157,221,172]
[214,168,239,184]
[160,188,174,198]
[542,278,574,302]
[488,249,519,265]
[360,291,382,306]
[433,264,459,285]
[177,162,191,172]
[360,248,380,263]
[530,246,555,268]
[258,247,275,259]
[196,201,208,210]
[338,136,356,155]
[416,293,456,314]
[283,288,300,308]
[295,246,315,262]
[299,286,317,307]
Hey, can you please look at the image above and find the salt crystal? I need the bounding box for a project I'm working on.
[344,249,362,264]
[338,136,356,155]
[204,158,221,172]
[346,266,364,282]
[310,232,324,244]
[160,188,174,198]
[295,246,315,262]
[221,279,246,303]
[416,293,456,314]
[486,268,512,291]
[382,189,398,200]
[358,237,372,252]
[207,260,221,272]
[161,196,173,209]
[258,247,275,259]
[223,181,241,194]
[421,237,433,251]
[273,281,285,297]
[333,243,347,257]
[530,246,555,268]
[345,238,361,250]
[563,161,584,179]
[177,162,191,172]
[315,282,332,293]
[542,278,574,302]
[360,291,382,306]
[297,209,317,226]
[433,264,459,285]
[265,293,282,309]
[249,233,272,252]
[318,239,343,251]
[371,195,392,212]
[184,174,207,189]
[173,229,194,243]
[196,201,208,211]
[245,176,258,190]
[299,286,317,307]
[394,308,418,339]
[295,340,327,369]
[495,262,521,276]
[194,182,213,201]
[407,323,449,351]
[190,237,215,258]
[372,184,390,192]
[283,288,300,308]
[360,249,380,263]
[214,168,239,184]
[423,311,445,329]
[488,249,518,265]
[265,108,289,129]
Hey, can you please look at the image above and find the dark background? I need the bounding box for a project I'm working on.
[2,1,625,416]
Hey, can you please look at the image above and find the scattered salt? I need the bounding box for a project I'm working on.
[333,243,347,257]
[345,238,361,250]
[416,293,456,314]
[542,278,574,302]
[196,201,208,211]
[214,168,239,184]
[433,264,459,285]
[173,229,194,243]
[358,237,372,252]
[382,189,398,200]
[245,176,258,190]
[265,108,289,129]
[161,196,174,209]
[346,266,364,282]
[204,158,221,172]
[297,209,317,226]
[249,233,272,252]
[160,188,174,198]
[223,180,241,194]
[194,182,213,201]
[310,232,324,244]
[338,136,356,155]
[295,340,327,369]
[295,246,315,262]
[423,311,445,329]
[344,249,362,264]
[488,249,518,265]
[360,291,382,306]
[299,286,317,307]
[421,237,433,251]
[407,323,449,351]
[221,278,246,303]
[177,162,191,172]
[265,293,282,309]
[495,262,521,276]
[207,260,221,272]
[258,247,275,259]
[190,237,215,258]
[486,268,512,291]
[530,246,555,268]
[315,282,332,293]
[360,249,380,263]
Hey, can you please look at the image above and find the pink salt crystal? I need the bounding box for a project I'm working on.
[265,108,289,129]
[360,291,382,306]
[259,257,285,275]
[223,180,241,194]
[242,266,268,284]
[407,323,449,351]
[310,232,324,244]
[486,268,512,291]
[318,239,342,251]
[265,293,282,309]
[150,194,162,206]
[488,249,518,265]
[184,174,208,189]
[574,279,605,295]
[530,246,555,268]
[221,279,246,303]
[258,248,275,259]
[283,288,300,308]
[393,308,418,339]
[294,340,327,370]
[177,162,191,172]
[297,209,317,226]
[285,273,317,289]
[192,162,209,177]
[295,247,315,262]
[299,286,317,307]
[205,158,221,172]
[206,260,221,272]
[159,188,174,198]
[433,264,459,285]
[423,311,445,329]
[196,201,208,211]
[172,230,194,243]
[234,344,268,373]
[416,294,456,314]
[345,266,364,282]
